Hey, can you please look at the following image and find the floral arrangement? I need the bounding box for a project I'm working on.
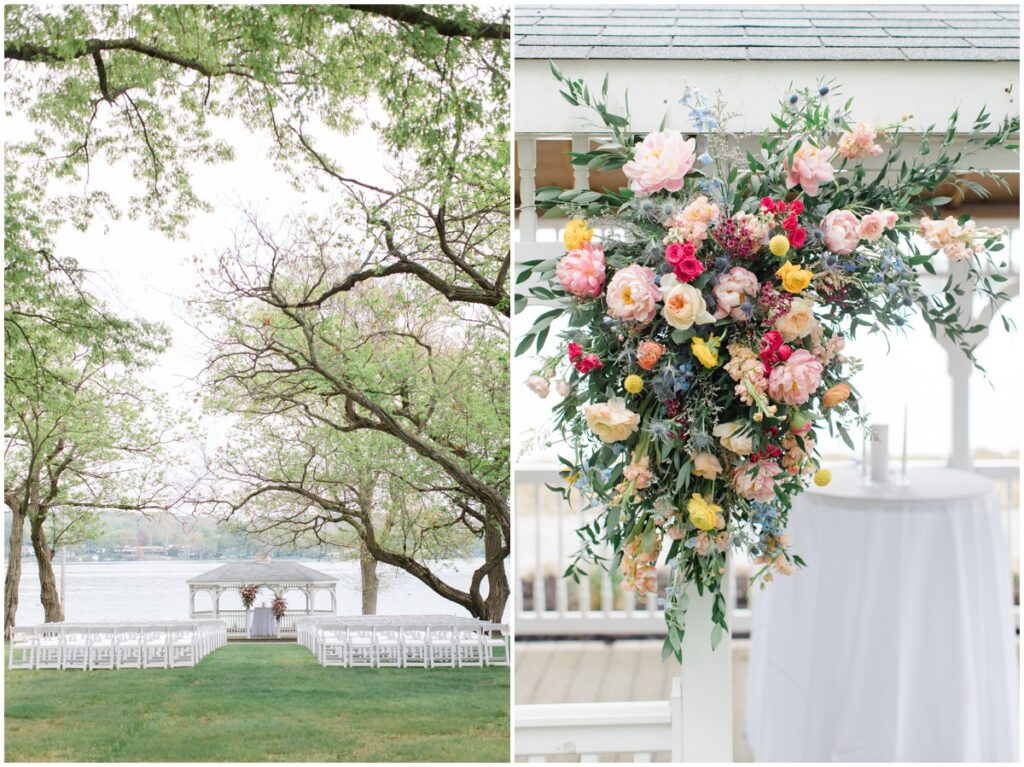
[240,584,259,610]
[271,595,287,621]
[517,68,1018,661]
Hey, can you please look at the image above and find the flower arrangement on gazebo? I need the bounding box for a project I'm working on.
[518,69,1019,661]
[240,584,259,610]
[271,596,287,622]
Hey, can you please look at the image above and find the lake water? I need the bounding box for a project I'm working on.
[9,558,501,624]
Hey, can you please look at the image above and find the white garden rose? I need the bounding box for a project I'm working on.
[584,397,641,444]
[713,421,754,456]
[660,274,715,331]
[526,375,550,398]
[774,297,819,342]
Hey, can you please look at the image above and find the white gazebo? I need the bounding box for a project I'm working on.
[188,559,338,638]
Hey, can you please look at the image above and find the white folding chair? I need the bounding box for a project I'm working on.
[88,625,117,670]
[455,625,484,667]
[168,624,197,668]
[142,624,169,668]
[427,626,457,668]
[8,626,37,670]
[374,626,402,668]
[400,625,430,668]
[61,625,89,670]
[481,623,510,666]
[346,626,375,667]
[116,625,143,669]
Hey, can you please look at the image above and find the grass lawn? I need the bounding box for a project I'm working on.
[4,642,510,762]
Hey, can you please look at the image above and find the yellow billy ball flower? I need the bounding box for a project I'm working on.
[769,234,791,257]
[775,260,813,293]
[687,493,723,531]
[624,374,644,394]
[813,468,832,487]
[563,219,594,250]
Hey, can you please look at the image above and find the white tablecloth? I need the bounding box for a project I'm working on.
[747,467,1019,762]
[250,607,277,638]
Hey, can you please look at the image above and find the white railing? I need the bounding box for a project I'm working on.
[191,609,336,637]
[517,680,680,762]
[515,462,1021,637]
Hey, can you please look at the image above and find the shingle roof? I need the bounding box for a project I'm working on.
[188,560,337,585]
[515,4,1020,61]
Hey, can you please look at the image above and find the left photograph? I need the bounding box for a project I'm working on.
[4,4,510,763]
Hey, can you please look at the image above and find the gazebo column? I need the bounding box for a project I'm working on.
[213,587,222,619]
[305,586,312,614]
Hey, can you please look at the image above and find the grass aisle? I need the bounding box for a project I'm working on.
[5,643,510,762]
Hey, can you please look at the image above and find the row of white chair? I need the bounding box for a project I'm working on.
[8,620,227,671]
[295,615,509,669]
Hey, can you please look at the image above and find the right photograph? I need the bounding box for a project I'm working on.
[512,3,1019,763]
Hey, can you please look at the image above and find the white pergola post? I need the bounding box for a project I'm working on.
[675,577,733,762]
[517,137,538,241]
[212,587,222,618]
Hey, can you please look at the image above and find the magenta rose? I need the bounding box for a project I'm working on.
[673,255,705,283]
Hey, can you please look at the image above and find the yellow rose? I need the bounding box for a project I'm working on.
[769,234,791,257]
[563,219,594,250]
[687,493,723,532]
[691,335,720,368]
[624,374,644,394]
[775,261,813,293]
[583,397,641,444]
[822,383,851,408]
[813,468,832,487]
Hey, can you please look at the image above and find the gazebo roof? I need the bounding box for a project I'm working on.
[187,560,338,586]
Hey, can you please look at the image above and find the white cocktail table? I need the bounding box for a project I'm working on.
[746,467,1018,762]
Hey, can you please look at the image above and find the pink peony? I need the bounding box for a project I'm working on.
[837,122,883,160]
[605,264,662,323]
[623,131,696,195]
[822,209,861,255]
[556,243,606,298]
[733,461,783,503]
[784,143,836,197]
[712,266,760,321]
[767,349,823,405]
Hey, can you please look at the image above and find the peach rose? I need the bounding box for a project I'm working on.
[584,397,641,444]
[822,209,861,255]
[556,243,606,298]
[858,211,890,243]
[837,122,883,160]
[636,341,666,371]
[692,452,724,480]
[775,297,819,342]
[606,265,661,323]
[713,421,754,456]
[767,349,823,405]
[784,143,836,197]
[660,273,715,330]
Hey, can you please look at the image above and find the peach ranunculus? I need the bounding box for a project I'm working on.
[623,130,697,195]
[733,461,783,503]
[822,209,862,255]
[858,210,895,243]
[775,297,819,342]
[584,397,641,444]
[691,452,724,479]
[784,143,836,197]
[712,266,760,321]
[713,421,754,456]
[837,122,883,160]
[822,382,852,408]
[556,243,606,298]
[606,265,662,323]
[636,340,666,371]
[660,273,715,330]
[768,349,824,405]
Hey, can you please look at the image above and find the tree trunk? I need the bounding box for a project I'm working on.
[4,508,26,638]
[481,513,510,623]
[29,515,63,623]
[360,545,378,615]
